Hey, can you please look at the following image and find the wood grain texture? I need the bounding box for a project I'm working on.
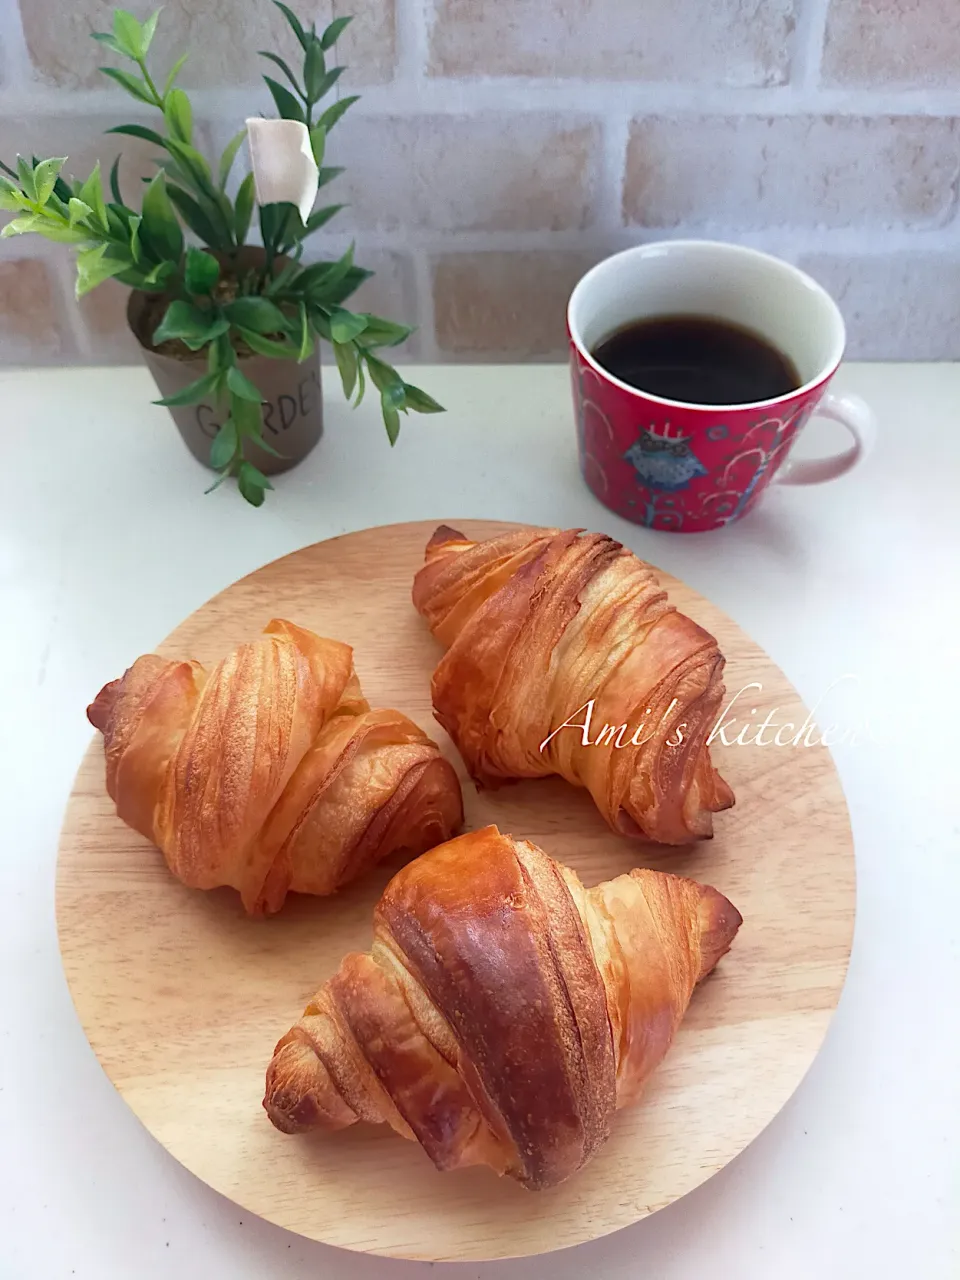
[56,520,855,1262]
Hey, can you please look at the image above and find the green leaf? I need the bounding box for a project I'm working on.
[272,202,308,253]
[185,247,219,295]
[166,183,224,247]
[333,340,358,399]
[107,123,166,147]
[0,214,43,238]
[141,171,183,262]
[272,1,309,49]
[401,382,444,413]
[67,196,93,227]
[354,358,366,406]
[382,399,401,446]
[112,9,145,59]
[204,468,232,495]
[99,67,156,104]
[226,365,263,402]
[164,140,234,240]
[33,157,66,205]
[328,306,368,344]
[163,138,213,188]
[0,178,25,212]
[224,296,287,334]
[231,395,257,438]
[140,8,161,55]
[324,264,373,305]
[231,394,284,459]
[381,380,407,410]
[321,15,353,50]
[153,370,222,406]
[128,213,143,263]
[317,95,359,133]
[105,203,131,237]
[300,268,334,294]
[77,162,108,229]
[303,203,343,233]
[90,32,124,55]
[238,459,273,506]
[308,305,332,340]
[263,76,305,122]
[218,127,247,188]
[238,479,266,507]
[142,259,176,287]
[153,300,229,346]
[312,66,344,101]
[109,154,123,204]
[366,352,404,394]
[258,201,284,254]
[303,39,325,102]
[164,88,193,144]
[75,243,131,297]
[263,257,301,296]
[16,156,36,201]
[308,125,325,168]
[243,427,283,458]
[316,165,344,188]
[51,170,74,202]
[358,316,414,349]
[297,257,362,302]
[41,222,94,244]
[296,301,312,360]
[259,51,302,94]
[234,327,299,358]
[210,417,239,471]
[306,242,354,294]
[233,172,255,244]
[164,52,188,96]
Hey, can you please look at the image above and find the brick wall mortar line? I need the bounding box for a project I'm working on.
[7,83,960,123]
[0,0,31,91]
[791,0,832,91]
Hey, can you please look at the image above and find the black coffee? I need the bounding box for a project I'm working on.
[592,315,801,406]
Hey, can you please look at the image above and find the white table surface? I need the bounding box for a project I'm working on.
[1,362,958,1280]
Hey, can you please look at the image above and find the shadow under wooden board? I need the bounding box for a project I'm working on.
[56,519,855,1262]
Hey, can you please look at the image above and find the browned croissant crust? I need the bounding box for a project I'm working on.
[264,825,741,1188]
[411,525,734,844]
[87,619,463,914]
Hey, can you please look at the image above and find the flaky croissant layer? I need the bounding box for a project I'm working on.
[87,619,463,914]
[264,826,742,1189]
[412,525,735,844]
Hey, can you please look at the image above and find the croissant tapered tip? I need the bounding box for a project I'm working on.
[87,678,121,733]
[427,523,467,550]
[696,884,743,981]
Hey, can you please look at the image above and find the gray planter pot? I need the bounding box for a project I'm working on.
[127,252,323,477]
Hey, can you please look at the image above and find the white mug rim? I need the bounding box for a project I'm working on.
[567,239,847,414]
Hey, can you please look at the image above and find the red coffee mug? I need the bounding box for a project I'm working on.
[567,241,875,533]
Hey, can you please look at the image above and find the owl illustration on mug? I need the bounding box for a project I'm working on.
[623,424,708,492]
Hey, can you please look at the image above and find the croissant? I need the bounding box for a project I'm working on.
[264,825,741,1189]
[87,618,463,915]
[412,524,734,844]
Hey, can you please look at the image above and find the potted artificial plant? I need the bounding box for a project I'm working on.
[0,3,442,506]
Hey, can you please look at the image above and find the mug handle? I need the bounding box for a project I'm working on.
[775,390,876,486]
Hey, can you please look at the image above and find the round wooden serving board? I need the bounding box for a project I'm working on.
[57,520,855,1262]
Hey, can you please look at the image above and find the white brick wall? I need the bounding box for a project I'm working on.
[1,0,959,363]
